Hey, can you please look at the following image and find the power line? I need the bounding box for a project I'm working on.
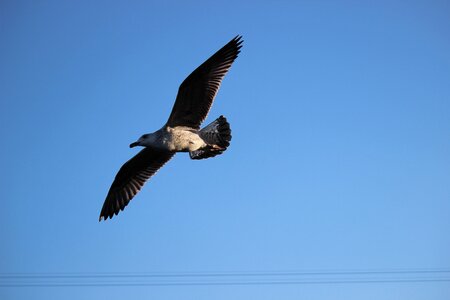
[1,268,449,279]
[1,268,449,287]
[1,278,450,287]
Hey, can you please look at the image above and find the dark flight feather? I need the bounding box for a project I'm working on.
[99,148,175,221]
[166,35,243,129]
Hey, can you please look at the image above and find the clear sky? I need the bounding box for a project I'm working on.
[1,1,449,299]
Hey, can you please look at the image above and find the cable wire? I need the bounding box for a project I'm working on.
[1,268,449,287]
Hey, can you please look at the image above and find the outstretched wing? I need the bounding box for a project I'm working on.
[166,35,243,129]
[99,148,175,221]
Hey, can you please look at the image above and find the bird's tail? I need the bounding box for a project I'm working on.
[190,115,232,160]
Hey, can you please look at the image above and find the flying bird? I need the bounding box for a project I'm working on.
[99,35,243,221]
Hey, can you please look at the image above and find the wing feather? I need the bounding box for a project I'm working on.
[166,35,243,129]
[99,148,175,221]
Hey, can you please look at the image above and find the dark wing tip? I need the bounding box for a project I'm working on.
[99,211,112,222]
[232,34,243,43]
[99,190,131,222]
[98,149,175,222]
[220,35,243,60]
[232,35,244,52]
[235,34,243,43]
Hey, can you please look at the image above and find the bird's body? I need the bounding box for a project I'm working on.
[138,126,207,152]
[99,36,242,221]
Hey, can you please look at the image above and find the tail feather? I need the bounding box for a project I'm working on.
[190,116,232,160]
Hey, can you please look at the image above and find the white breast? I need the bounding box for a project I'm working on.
[162,127,206,152]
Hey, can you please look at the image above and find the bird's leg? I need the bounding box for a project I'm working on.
[210,144,225,151]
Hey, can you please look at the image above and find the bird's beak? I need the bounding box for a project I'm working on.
[129,141,139,148]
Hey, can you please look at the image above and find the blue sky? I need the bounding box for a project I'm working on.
[1,0,449,299]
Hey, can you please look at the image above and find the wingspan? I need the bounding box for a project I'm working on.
[99,148,175,221]
[166,35,243,129]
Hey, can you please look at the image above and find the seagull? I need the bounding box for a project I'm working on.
[99,35,243,221]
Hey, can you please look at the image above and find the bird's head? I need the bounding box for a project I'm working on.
[129,133,152,148]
